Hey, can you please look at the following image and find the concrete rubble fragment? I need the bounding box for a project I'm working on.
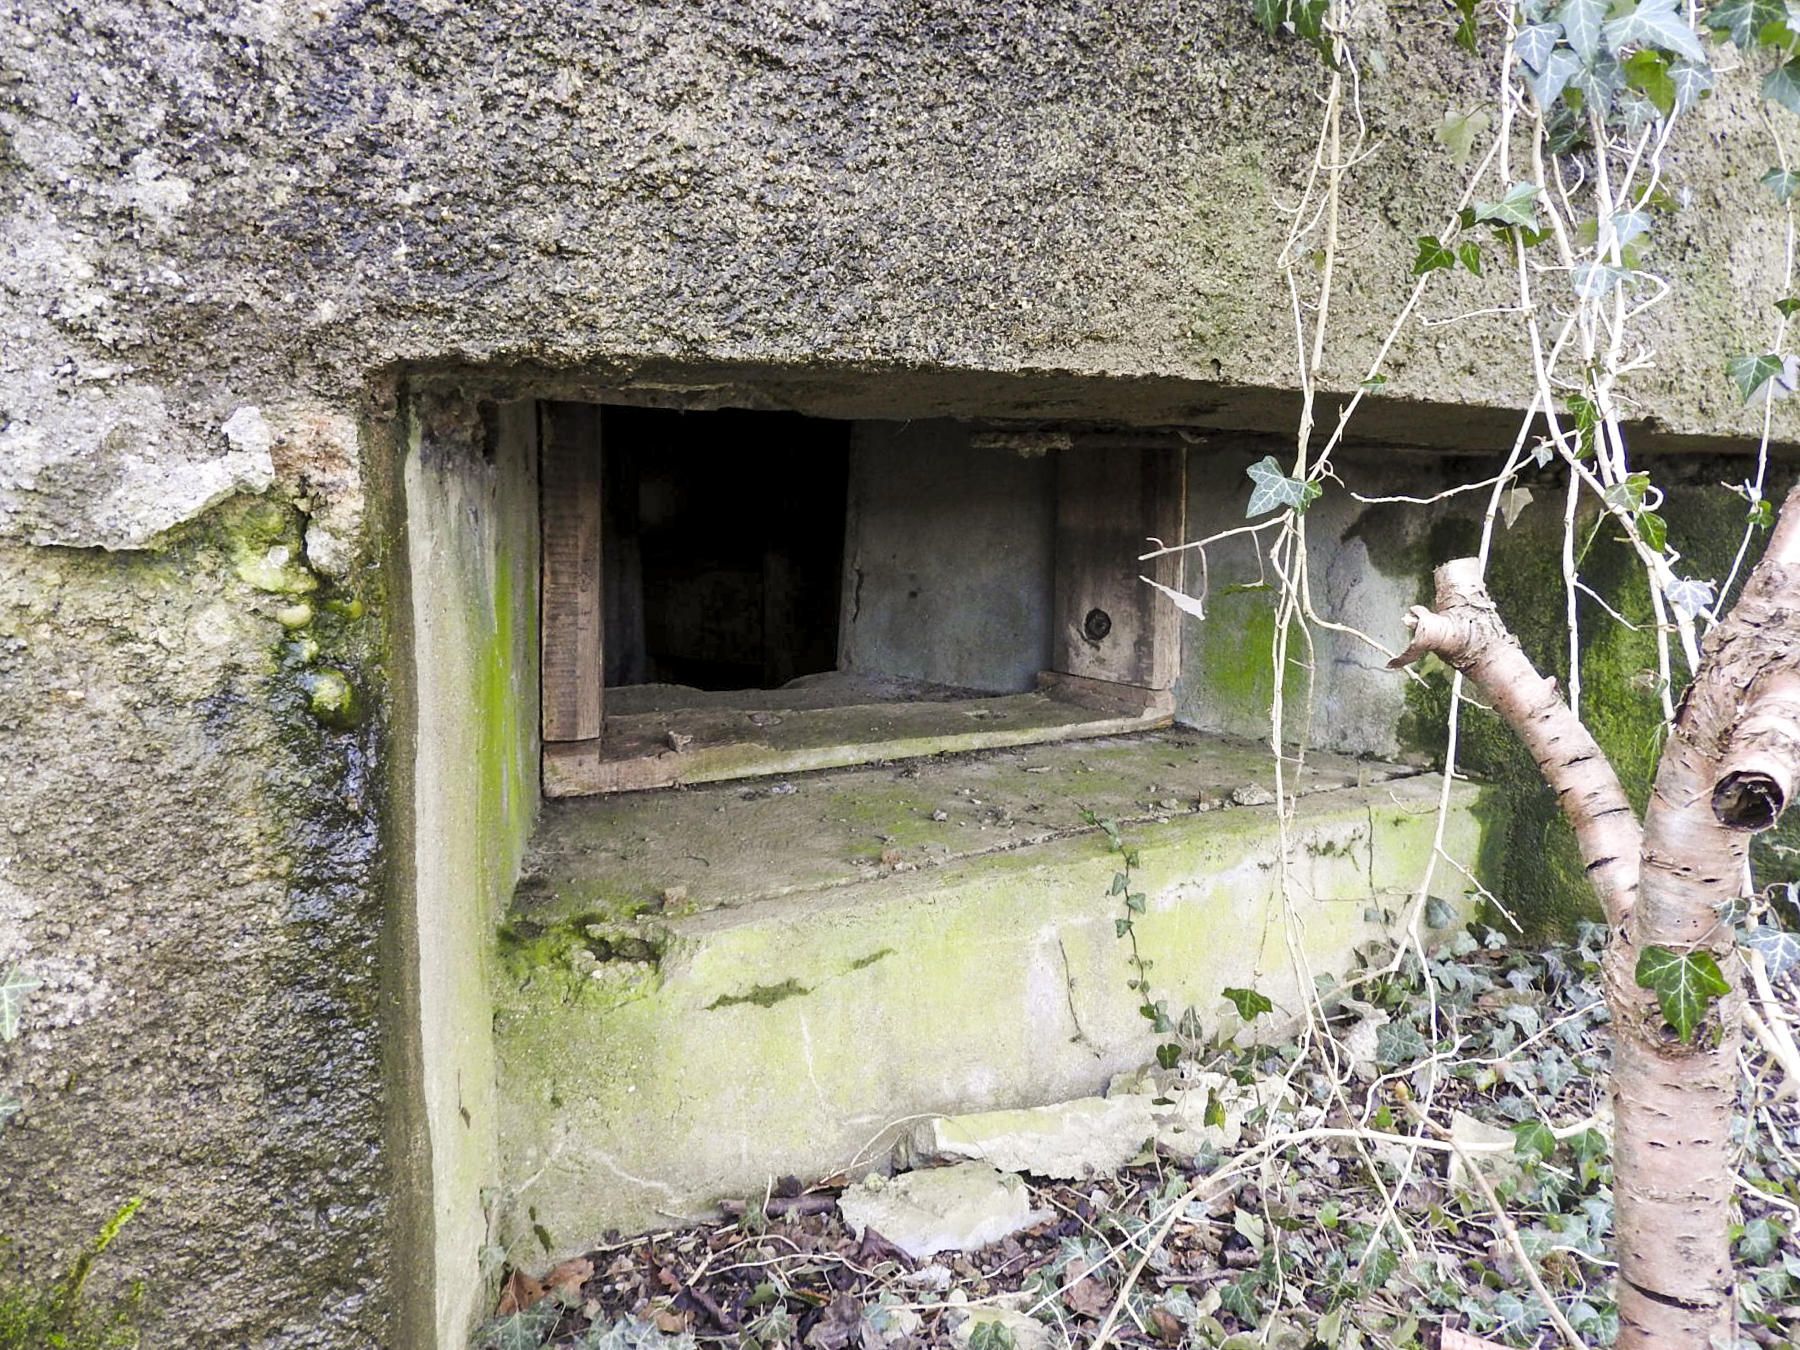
[906,1071,1256,1181]
[836,1162,1054,1260]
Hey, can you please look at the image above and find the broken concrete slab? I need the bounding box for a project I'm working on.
[836,1164,1054,1260]
[909,1072,1251,1180]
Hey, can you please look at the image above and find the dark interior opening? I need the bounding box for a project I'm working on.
[602,406,850,691]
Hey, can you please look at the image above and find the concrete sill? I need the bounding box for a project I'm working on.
[542,670,1175,797]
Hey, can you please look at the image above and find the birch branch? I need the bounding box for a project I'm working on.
[1390,557,1641,925]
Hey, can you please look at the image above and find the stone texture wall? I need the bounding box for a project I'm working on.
[2,1,1796,1348]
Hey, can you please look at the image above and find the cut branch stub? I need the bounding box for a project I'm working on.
[1391,557,1642,926]
[1711,668,1800,832]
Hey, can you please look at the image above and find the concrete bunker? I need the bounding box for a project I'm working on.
[397,370,1493,1327]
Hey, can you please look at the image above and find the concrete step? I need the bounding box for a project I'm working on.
[492,730,1488,1255]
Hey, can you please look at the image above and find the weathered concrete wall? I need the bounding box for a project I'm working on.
[1177,438,1496,757]
[840,420,1055,692]
[4,0,1793,559]
[3,1,1797,1347]
[0,495,392,1346]
[494,737,1484,1249]
[395,393,540,1348]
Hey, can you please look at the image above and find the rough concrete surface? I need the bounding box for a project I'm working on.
[493,736,1484,1248]
[3,1,1794,557]
[2,2,1793,1348]
[0,509,392,1347]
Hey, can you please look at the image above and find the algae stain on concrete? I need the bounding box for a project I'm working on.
[707,978,810,1010]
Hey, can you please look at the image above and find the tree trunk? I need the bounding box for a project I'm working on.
[1392,483,1800,1349]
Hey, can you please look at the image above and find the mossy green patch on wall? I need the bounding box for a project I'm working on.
[1400,467,1800,936]
[492,748,1488,1254]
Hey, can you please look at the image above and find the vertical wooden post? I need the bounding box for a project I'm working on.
[540,402,603,742]
[1053,443,1185,689]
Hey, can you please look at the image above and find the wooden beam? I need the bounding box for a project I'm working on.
[539,402,603,742]
[1053,444,1185,690]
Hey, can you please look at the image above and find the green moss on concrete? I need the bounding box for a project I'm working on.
[1400,473,1800,937]
[493,765,1487,1249]
[219,499,320,595]
[706,979,809,1010]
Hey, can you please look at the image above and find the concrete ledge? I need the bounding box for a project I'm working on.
[492,734,1486,1254]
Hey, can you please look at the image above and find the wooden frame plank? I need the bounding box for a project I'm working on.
[540,402,603,742]
[1053,444,1186,689]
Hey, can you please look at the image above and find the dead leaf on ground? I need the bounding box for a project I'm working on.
[1150,1306,1184,1343]
[802,1292,862,1349]
[651,1306,692,1334]
[545,1256,593,1303]
[1060,1258,1112,1318]
[496,1267,547,1314]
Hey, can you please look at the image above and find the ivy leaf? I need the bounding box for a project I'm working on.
[1253,0,1288,36]
[1555,0,1608,61]
[1291,0,1330,44]
[1221,986,1275,1020]
[1424,894,1460,928]
[1437,108,1492,168]
[1204,1090,1226,1128]
[474,1306,560,1350]
[1156,1042,1182,1070]
[1245,455,1317,516]
[1574,261,1631,298]
[1639,509,1668,552]
[1472,182,1543,230]
[1411,235,1456,275]
[1763,168,1800,202]
[1704,0,1785,48]
[1610,209,1652,247]
[1219,1277,1261,1322]
[0,966,40,1043]
[1601,471,1651,513]
[1613,87,1662,132]
[1636,945,1731,1042]
[1456,240,1483,274]
[1446,0,1479,51]
[1669,58,1714,112]
[1574,48,1629,113]
[1375,1020,1430,1066]
[1728,351,1800,404]
[1744,926,1800,981]
[1512,1119,1557,1161]
[1359,373,1389,392]
[1566,393,1600,459]
[1515,22,1565,72]
[1738,1216,1789,1264]
[1766,59,1800,119]
[1525,45,1586,107]
[1665,576,1715,620]
[1623,48,1677,116]
[1603,0,1708,64]
[1502,485,1535,527]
